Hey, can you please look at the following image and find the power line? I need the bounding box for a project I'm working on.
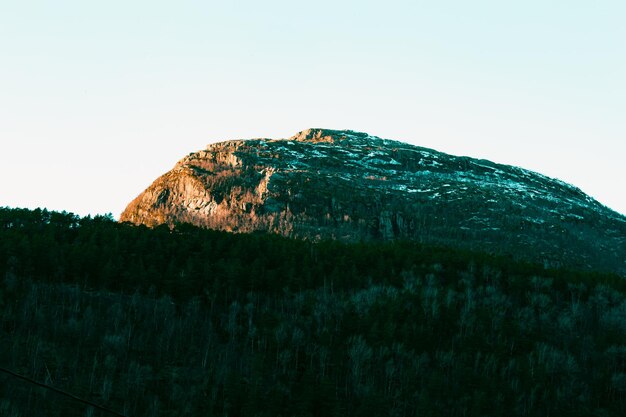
[0,366,127,417]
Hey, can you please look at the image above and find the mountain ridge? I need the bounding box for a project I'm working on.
[121,128,626,276]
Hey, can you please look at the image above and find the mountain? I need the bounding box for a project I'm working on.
[121,128,626,276]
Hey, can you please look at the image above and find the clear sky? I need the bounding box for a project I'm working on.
[1,0,625,218]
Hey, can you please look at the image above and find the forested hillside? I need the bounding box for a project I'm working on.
[2,207,626,416]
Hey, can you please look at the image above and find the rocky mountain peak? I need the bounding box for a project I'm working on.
[121,129,626,276]
[289,128,370,144]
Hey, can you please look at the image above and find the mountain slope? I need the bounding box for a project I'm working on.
[121,128,626,275]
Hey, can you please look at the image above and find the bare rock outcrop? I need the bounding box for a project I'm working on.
[121,128,626,275]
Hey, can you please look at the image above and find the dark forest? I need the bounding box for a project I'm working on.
[1,207,626,416]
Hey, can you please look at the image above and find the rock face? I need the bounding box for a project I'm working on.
[121,128,626,275]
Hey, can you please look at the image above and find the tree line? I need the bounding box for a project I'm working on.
[1,207,626,416]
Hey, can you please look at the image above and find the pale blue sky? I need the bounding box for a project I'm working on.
[1,0,625,217]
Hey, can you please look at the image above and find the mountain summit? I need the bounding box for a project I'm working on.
[121,128,626,275]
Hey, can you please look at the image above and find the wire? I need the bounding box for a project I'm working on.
[0,366,127,417]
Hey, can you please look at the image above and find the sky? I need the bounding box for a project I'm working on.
[1,0,625,218]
